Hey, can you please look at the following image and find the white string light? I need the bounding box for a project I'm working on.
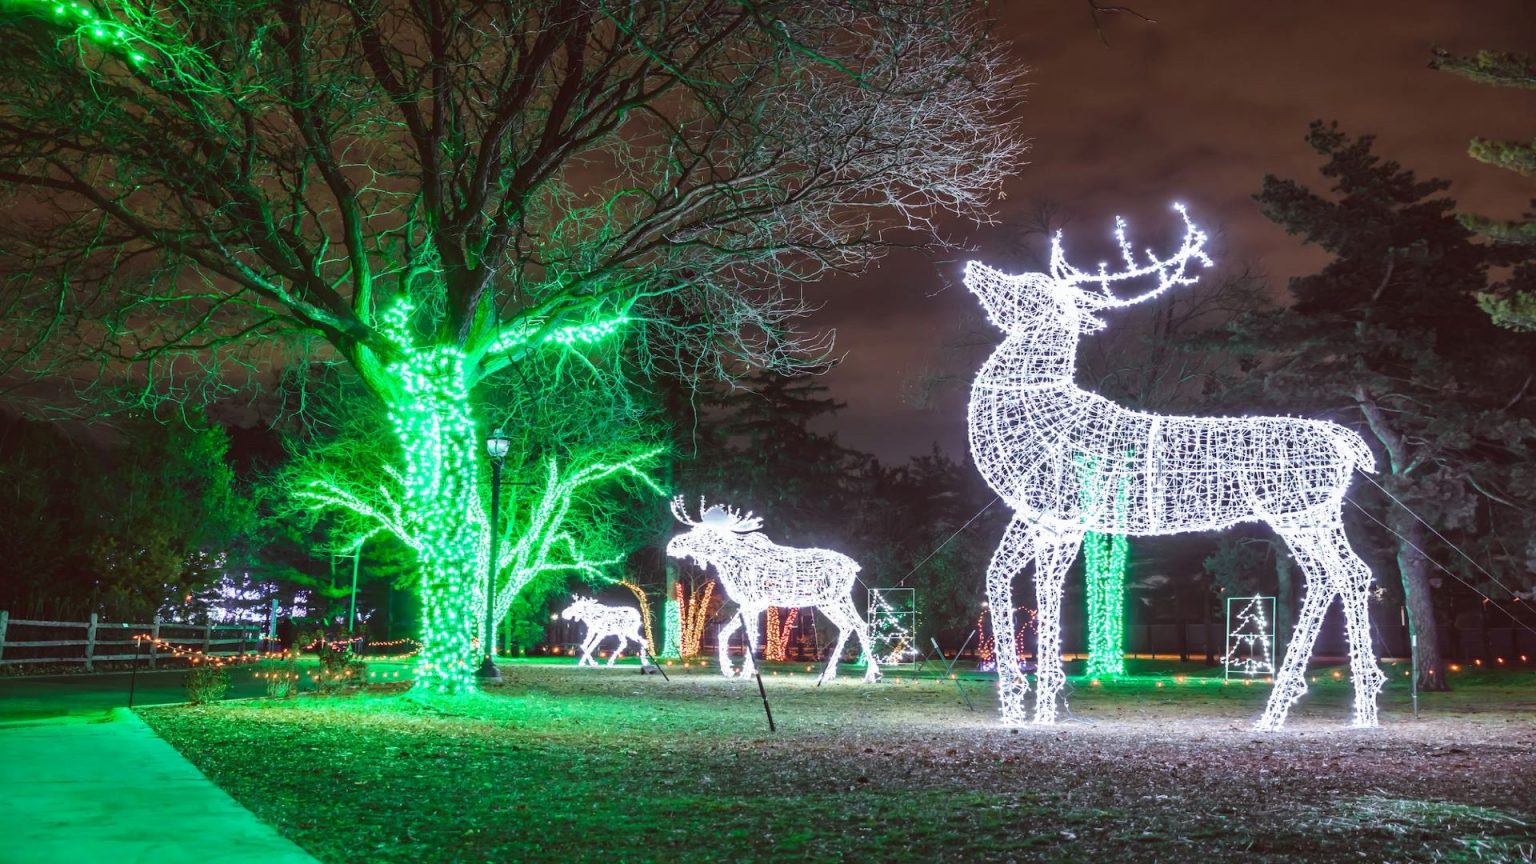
[560,596,651,668]
[965,204,1386,730]
[666,497,879,683]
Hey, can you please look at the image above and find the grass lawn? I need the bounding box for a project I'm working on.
[140,659,1535,863]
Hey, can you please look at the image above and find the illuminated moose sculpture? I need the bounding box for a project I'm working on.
[666,497,878,683]
[560,596,651,668]
[966,204,1386,730]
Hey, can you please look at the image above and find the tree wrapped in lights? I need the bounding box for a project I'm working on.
[966,205,1386,729]
[560,596,650,668]
[763,608,799,662]
[1077,455,1130,678]
[667,497,878,683]
[0,1,1023,692]
[675,580,717,659]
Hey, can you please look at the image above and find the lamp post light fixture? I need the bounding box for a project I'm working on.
[479,431,513,680]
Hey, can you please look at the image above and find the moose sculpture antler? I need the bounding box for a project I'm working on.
[666,496,878,683]
[966,204,1385,731]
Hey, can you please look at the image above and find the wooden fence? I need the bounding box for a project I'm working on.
[0,610,262,670]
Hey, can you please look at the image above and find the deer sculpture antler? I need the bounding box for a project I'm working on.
[1048,203,1213,309]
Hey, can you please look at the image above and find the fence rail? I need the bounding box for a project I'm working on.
[0,610,262,670]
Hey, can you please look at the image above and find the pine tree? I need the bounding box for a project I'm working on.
[1433,50,1536,330]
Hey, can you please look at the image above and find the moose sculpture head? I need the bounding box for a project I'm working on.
[664,496,766,569]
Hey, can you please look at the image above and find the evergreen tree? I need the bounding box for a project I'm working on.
[1433,49,1536,331]
[1224,122,1536,688]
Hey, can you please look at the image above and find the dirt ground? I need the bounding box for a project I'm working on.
[141,660,1536,863]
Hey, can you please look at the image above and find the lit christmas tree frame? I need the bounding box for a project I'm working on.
[1224,595,1277,679]
[965,204,1386,730]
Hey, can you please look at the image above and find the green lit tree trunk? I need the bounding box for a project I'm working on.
[1084,531,1127,677]
[387,350,488,695]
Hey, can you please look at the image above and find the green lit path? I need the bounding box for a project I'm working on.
[0,667,268,724]
[0,708,319,864]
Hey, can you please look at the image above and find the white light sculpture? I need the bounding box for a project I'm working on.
[666,497,879,683]
[560,596,651,668]
[965,204,1386,730]
[1224,595,1277,679]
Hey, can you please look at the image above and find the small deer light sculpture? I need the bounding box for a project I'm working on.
[560,596,650,668]
[666,497,878,683]
[966,204,1386,731]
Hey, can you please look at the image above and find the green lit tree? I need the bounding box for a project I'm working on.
[0,1,1025,691]
[1432,49,1536,331]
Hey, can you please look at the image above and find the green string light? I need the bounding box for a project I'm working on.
[4,0,154,66]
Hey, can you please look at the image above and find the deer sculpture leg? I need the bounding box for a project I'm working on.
[1316,517,1387,726]
[1031,529,1084,724]
[1259,516,1345,725]
[986,517,1037,724]
[629,624,652,667]
[606,632,625,666]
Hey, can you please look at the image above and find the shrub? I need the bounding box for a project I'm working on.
[258,656,299,698]
[185,663,230,704]
[316,643,367,693]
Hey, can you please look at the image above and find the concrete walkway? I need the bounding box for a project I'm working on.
[0,708,318,864]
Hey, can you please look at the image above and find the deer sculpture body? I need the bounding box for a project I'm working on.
[561,596,650,668]
[666,497,878,683]
[967,204,1386,730]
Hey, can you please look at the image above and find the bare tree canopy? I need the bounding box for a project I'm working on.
[0,0,1026,403]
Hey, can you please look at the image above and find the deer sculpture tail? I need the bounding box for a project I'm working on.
[1329,426,1376,475]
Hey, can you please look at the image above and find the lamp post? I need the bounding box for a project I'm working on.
[479,431,512,680]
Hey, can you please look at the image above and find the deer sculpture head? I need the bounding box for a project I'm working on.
[665,496,764,568]
[966,203,1213,338]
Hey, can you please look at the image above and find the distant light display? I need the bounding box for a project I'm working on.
[965,205,1385,729]
[561,596,650,667]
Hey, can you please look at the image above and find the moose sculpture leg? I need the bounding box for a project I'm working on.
[816,595,880,683]
[716,605,758,677]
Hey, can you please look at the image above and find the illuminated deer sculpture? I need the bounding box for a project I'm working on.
[666,497,878,683]
[967,204,1386,730]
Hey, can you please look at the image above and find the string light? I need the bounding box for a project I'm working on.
[560,596,651,667]
[618,581,657,654]
[667,497,879,683]
[965,204,1386,729]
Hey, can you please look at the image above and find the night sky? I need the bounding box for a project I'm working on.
[813,0,1536,464]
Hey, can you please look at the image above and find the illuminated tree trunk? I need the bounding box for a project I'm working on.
[387,350,487,695]
[1084,531,1127,677]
